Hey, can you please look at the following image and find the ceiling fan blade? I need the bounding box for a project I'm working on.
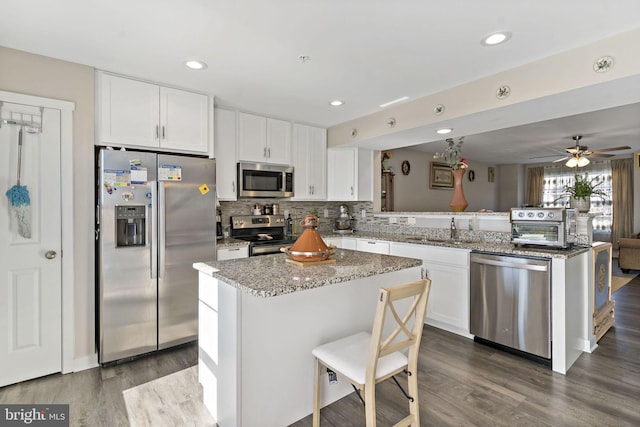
[588,153,615,158]
[589,145,632,153]
[552,156,570,163]
[530,154,563,159]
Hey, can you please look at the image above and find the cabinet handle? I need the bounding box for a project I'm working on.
[162,126,166,139]
[350,186,354,196]
[232,181,235,193]
[155,125,159,139]
[268,148,271,158]
[309,185,312,195]
[264,147,267,157]
[312,185,315,194]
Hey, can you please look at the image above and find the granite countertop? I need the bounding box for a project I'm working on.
[193,248,422,298]
[324,231,590,259]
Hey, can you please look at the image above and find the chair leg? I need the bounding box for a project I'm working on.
[407,371,419,426]
[364,385,376,426]
[313,357,321,427]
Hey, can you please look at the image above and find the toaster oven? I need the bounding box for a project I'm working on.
[510,207,577,248]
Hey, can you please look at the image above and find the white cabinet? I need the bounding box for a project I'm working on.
[214,108,238,200]
[327,147,374,201]
[390,242,471,337]
[97,72,210,154]
[341,237,357,250]
[323,237,341,248]
[356,239,390,254]
[292,124,327,200]
[238,112,291,164]
[217,246,249,261]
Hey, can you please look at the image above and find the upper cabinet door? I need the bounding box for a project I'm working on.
[237,113,292,164]
[214,108,238,201]
[96,71,211,155]
[238,112,267,162]
[327,147,373,201]
[292,124,326,200]
[266,118,291,165]
[308,126,327,199]
[98,73,159,148]
[327,148,357,200]
[159,87,209,153]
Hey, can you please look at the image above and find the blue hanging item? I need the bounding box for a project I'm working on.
[5,127,31,238]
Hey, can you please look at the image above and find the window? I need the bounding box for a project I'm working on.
[542,162,613,234]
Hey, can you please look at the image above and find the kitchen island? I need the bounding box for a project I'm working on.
[194,249,422,427]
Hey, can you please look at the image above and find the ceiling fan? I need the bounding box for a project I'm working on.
[552,135,631,167]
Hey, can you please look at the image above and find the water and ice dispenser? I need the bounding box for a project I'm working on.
[115,205,146,247]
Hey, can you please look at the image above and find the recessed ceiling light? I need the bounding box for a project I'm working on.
[379,96,409,108]
[185,60,207,70]
[436,128,453,135]
[329,100,344,106]
[481,31,512,46]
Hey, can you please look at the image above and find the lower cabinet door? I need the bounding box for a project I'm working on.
[217,246,249,260]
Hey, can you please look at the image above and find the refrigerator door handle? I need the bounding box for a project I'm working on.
[150,182,158,279]
[158,181,166,279]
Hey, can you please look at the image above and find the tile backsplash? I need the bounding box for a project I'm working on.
[218,200,373,235]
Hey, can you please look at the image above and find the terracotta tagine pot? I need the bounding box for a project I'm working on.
[285,215,335,262]
[449,169,468,212]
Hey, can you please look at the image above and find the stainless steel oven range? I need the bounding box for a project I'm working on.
[510,207,577,249]
[230,214,296,256]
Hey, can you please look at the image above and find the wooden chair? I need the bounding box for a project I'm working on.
[312,278,432,427]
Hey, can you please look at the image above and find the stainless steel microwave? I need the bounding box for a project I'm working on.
[237,162,294,198]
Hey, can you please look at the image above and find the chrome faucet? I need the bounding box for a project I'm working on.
[450,217,457,241]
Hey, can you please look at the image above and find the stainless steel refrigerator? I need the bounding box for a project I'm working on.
[97,148,216,364]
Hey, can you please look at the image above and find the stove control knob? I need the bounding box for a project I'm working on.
[517,212,525,218]
[548,212,555,219]
[527,212,535,218]
[537,212,544,218]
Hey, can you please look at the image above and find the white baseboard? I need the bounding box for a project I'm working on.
[584,336,598,353]
[73,353,99,372]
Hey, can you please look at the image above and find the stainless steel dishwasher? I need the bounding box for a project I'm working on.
[470,252,551,361]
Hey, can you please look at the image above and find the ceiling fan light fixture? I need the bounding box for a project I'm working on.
[565,157,579,168]
[577,156,590,167]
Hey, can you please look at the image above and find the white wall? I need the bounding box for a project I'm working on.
[382,148,498,212]
[0,46,95,361]
[497,164,525,210]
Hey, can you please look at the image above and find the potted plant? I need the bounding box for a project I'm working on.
[555,173,607,212]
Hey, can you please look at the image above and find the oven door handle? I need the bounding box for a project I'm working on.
[251,245,288,256]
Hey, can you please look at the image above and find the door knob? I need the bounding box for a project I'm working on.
[45,250,57,259]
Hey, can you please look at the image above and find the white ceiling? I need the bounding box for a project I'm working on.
[1,0,639,163]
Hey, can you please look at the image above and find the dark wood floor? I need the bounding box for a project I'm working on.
[1,276,638,426]
[0,343,198,426]
[293,276,640,427]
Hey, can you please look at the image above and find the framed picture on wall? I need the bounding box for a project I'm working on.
[430,162,453,189]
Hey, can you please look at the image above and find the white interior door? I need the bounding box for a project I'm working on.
[0,102,62,387]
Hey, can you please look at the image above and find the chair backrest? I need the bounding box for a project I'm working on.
[365,279,432,383]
